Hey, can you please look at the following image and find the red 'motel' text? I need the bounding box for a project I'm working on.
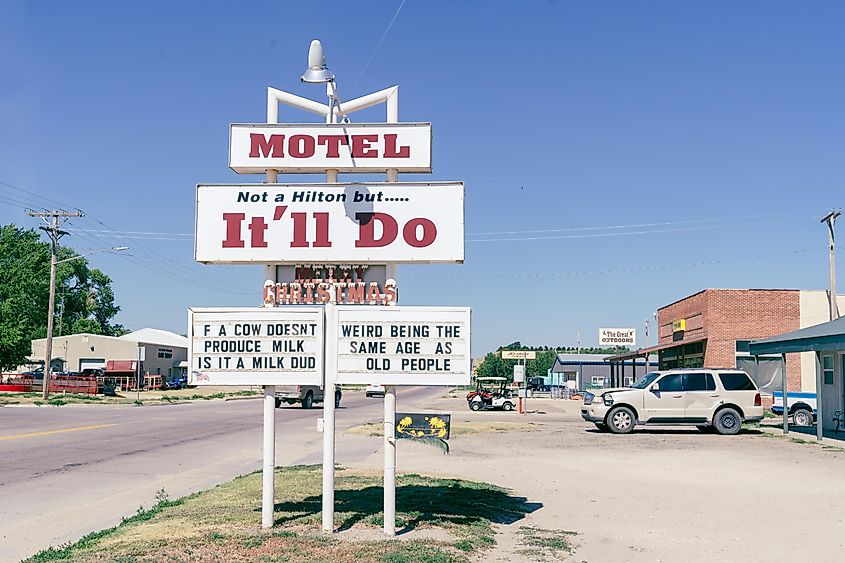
[248,133,411,160]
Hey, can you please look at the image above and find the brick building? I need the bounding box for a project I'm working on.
[610,289,845,394]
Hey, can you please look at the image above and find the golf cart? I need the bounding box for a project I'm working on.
[466,377,517,412]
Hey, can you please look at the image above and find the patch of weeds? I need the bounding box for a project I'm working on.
[517,526,577,560]
[155,488,169,503]
[271,530,298,538]
[33,400,44,406]
[231,390,259,396]
[133,399,143,406]
[160,395,176,403]
[239,535,267,548]
[380,541,468,563]
[206,531,226,541]
[47,399,67,406]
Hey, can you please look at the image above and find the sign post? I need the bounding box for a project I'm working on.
[321,301,336,532]
[262,384,275,528]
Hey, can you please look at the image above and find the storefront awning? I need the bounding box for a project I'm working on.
[749,316,845,355]
[604,335,708,362]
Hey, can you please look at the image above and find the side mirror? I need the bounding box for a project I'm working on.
[650,384,660,393]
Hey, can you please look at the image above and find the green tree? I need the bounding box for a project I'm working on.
[0,224,126,371]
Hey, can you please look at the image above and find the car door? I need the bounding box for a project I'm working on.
[641,373,686,422]
[683,372,718,422]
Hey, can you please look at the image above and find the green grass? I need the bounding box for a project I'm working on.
[516,526,577,560]
[25,465,540,563]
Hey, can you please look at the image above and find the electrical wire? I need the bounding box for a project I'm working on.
[412,247,825,280]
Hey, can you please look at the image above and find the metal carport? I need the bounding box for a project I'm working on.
[749,315,845,442]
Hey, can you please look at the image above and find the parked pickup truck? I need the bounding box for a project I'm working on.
[771,391,817,426]
[275,385,341,409]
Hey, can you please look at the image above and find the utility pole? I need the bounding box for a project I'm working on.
[821,210,841,321]
[27,209,84,399]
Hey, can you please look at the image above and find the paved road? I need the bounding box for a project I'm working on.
[0,387,444,563]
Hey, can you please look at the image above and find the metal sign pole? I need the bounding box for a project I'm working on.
[384,385,397,536]
[322,301,337,531]
[262,384,276,528]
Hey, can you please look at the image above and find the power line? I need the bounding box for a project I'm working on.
[413,247,825,280]
[465,216,816,243]
[466,210,820,236]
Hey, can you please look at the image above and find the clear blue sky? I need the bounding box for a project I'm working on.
[1,1,843,354]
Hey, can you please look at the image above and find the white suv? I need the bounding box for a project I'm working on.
[581,369,764,435]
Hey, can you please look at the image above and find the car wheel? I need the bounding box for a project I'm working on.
[502,402,514,411]
[301,391,314,409]
[594,423,608,432]
[274,398,282,409]
[793,408,813,427]
[606,406,636,434]
[469,401,482,411]
[335,392,341,409]
[713,408,741,435]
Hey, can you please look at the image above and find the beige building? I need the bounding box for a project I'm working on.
[30,328,188,379]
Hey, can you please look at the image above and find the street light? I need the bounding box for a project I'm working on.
[42,245,129,399]
[300,40,334,84]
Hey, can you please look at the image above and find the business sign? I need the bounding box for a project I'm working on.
[188,307,323,385]
[335,306,470,385]
[672,319,686,333]
[501,350,536,360]
[513,364,525,383]
[195,183,464,264]
[395,413,451,440]
[598,328,636,346]
[229,123,432,174]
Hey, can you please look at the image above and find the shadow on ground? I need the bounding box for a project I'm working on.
[272,480,542,533]
[584,427,764,435]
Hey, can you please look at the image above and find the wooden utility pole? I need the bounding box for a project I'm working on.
[821,210,841,321]
[26,209,84,399]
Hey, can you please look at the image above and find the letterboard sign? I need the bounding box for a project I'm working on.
[188,307,323,386]
[335,306,470,385]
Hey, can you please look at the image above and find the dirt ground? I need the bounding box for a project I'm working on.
[351,393,845,562]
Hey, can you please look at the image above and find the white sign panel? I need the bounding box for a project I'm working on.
[188,307,323,385]
[229,123,432,174]
[513,364,525,382]
[502,350,536,360]
[335,306,471,385]
[598,328,636,346]
[195,183,464,264]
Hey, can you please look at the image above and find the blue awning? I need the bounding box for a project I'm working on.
[749,316,845,355]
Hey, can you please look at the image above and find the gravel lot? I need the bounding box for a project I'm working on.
[353,393,845,562]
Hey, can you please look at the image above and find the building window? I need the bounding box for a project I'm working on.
[158,348,173,359]
[591,376,606,388]
[623,376,633,386]
[823,355,834,385]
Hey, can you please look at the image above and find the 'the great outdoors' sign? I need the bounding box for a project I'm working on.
[598,328,637,346]
[195,183,464,265]
[229,123,432,174]
[335,306,471,385]
[188,307,323,385]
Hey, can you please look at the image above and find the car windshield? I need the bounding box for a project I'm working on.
[630,372,661,389]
